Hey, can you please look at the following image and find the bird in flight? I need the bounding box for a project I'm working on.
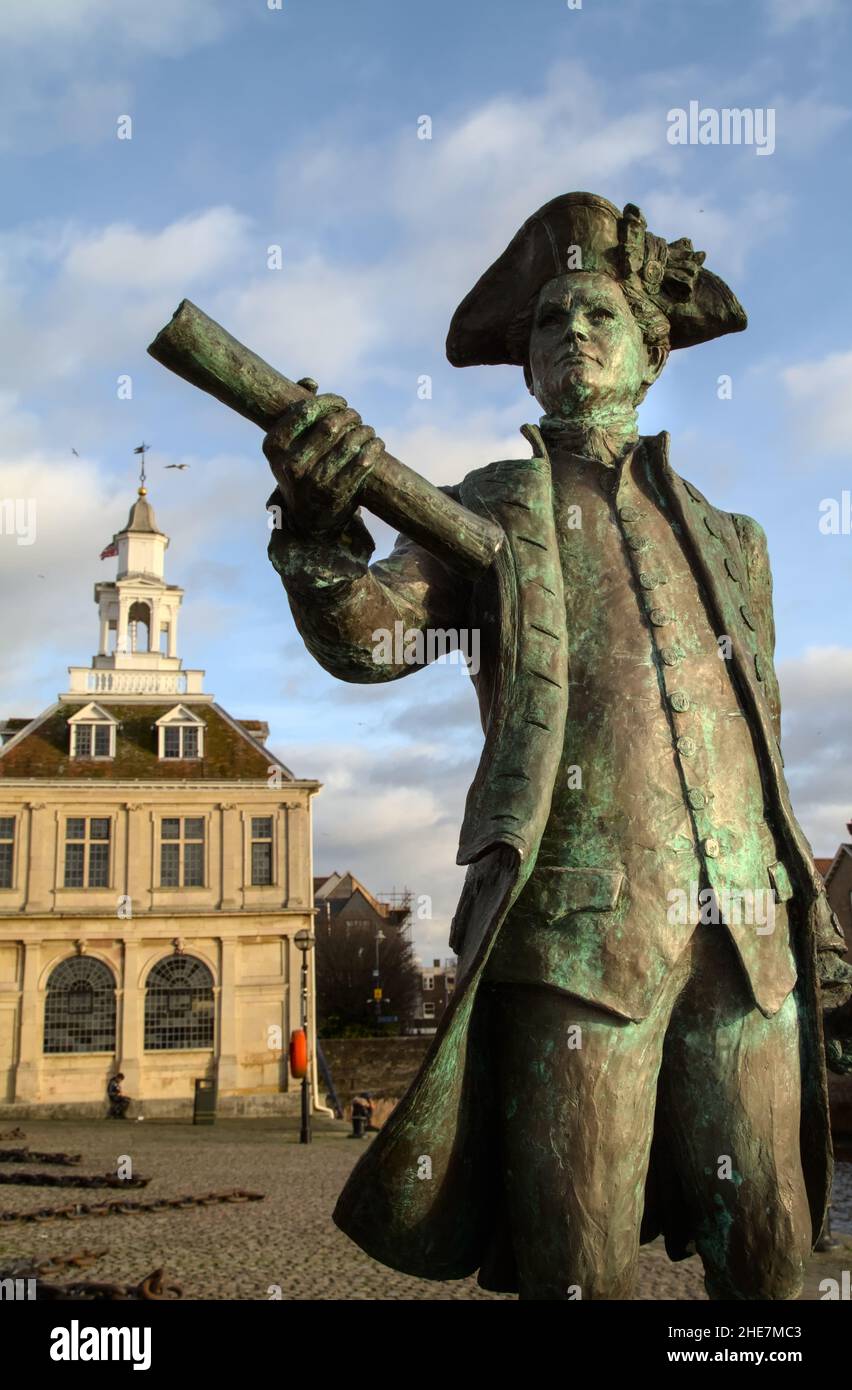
[165,463,190,470]
[71,448,79,456]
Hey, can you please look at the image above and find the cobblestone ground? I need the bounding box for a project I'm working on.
[0,1119,849,1301]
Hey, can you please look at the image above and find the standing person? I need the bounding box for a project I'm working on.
[263,193,852,1299]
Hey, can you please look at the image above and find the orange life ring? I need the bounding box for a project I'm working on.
[289,1028,308,1079]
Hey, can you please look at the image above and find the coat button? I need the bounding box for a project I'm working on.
[740,605,757,630]
[649,607,673,626]
[725,557,741,583]
[626,534,652,553]
[638,570,666,589]
[687,787,707,809]
[754,653,764,681]
[703,515,722,539]
[669,691,690,712]
[676,736,696,757]
[619,504,641,522]
[703,836,720,858]
[685,483,703,503]
[660,646,683,667]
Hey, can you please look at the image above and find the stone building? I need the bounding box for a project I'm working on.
[313,871,411,935]
[411,957,457,1034]
[0,487,323,1117]
[816,820,852,956]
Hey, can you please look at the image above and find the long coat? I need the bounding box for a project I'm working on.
[321,426,839,1291]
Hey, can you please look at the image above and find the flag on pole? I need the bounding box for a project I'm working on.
[99,541,118,560]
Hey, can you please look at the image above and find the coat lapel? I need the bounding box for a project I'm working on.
[456,425,568,870]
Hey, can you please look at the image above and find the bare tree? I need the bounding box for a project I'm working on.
[316,918,420,1036]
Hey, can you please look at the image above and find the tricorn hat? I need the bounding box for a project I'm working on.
[446,192,747,367]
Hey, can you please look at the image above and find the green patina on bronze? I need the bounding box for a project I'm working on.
[148,191,852,1301]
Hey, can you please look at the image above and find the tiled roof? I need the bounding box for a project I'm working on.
[0,702,292,781]
[814,858,834,877]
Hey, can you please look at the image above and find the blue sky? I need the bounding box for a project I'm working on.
[1,0,851,953]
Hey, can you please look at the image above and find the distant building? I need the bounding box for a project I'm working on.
[816,820,852,957]
[0,486,323,1117]
[411,956,457,1034]
[313,872,420,1032]
[313,871,411,935]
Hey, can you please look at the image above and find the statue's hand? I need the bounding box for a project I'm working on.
[263,387,384,537]
[826,1037,852,1075]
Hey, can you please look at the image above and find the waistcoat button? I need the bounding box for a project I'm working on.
[669,691,690,712]
[703,836,720,858]
[676,736,696,757]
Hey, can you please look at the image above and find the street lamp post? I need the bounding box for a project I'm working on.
[374,928,386,1024]
[294,928,315,1145]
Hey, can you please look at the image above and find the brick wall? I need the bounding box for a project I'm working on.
[321,1038,431,1110]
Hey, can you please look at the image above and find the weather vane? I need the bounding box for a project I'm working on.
[133,441,150,494]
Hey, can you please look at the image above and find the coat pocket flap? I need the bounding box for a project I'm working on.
[768,860,794,903]
[525,866,625,920]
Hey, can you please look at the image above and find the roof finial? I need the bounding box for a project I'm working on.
[133,441,149,495]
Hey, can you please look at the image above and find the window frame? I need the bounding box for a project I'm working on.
[0,815,15,889]
[250,815,274,887]
[156,709,205,761]
[70,720,115,759]
[63,816,112,890]
[144,954,215,1052]
[43,955,117,1055]
[159,815,206,889]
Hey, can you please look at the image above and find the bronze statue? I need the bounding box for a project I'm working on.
[149,192,852,1300]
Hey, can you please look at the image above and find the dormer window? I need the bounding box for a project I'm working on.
[75,724,112,757]
[156,705,205,760]
[68,704,117,759]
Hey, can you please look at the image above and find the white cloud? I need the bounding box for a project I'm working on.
[765,0,842,33]
[221,255,389,390]
[781,350,852,453]
[0,0,232,58]
[778,645,852,854]
[295,739,471,956]
[0,0,235,152]
[640,190,790,277]
[0,207,255,389]
[770,96,852,155]
[65,208,252,292]
[379,411,532,489]
[0,428,266,712]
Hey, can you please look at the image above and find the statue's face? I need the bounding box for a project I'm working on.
[527,272,659,417]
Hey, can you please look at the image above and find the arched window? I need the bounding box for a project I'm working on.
[128,600,151,654]
[43,956,116,1054]
[144,954,214,1051]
